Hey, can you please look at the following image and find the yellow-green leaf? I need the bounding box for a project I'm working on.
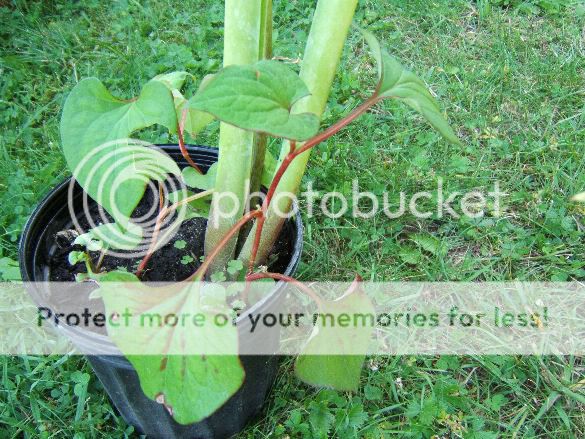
[295,279,375,391]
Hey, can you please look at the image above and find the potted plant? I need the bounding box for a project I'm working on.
[19,0,460,437]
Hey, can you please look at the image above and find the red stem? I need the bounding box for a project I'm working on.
[136,111,204,276]
[247,95,379,272]
[158,183,164,211]
[136,189,214,278]
[178,109,203,174]
[137,95,378,280]
[188,210,263,281]
[245,272,323,307]
[135,184,166,277]
[293,96,379,158]
[136,212,165,278]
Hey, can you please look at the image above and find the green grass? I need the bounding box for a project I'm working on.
[1,0,584,437]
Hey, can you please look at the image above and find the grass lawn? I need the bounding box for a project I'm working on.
[1,0,584,437]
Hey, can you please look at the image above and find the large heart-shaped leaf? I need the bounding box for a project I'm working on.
[98,274,245,424]
[295,278,375,391]
[189,60,320,141]
[360,29,461,145]
[60,78,180,221]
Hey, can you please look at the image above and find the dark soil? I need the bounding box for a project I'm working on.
[47,183,295,334]
[49,186,293,283]
[50,217,209,283]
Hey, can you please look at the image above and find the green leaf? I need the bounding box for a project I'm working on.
[435,355,460,371]
[96,269,141,283]
[174,91,216,137]
[405,400,421,418]
[359,28,461,145]
[411,233,446,257]
[226,259,244,276]
[398,247,422,265]
[182,162,218,191]
[0,257,21,281]
[173,240,187,250]
[60,78,180,222]
[285,409,310,436]
[68,251,88,266]
[153,71,215,138]
[98,280,245,424]
[190,60,320,141]
[210,271,227,283]
[486,393,508,412]
[73,232,103,252]
[364,384,383,401]
[295,279,375,391]
[419,399,440,426]
[308,401,335,436]
[346,402,368,430]
[181,255,194,265]
[74,223,143,251]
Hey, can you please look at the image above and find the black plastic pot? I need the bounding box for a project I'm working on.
[19,144,303,438]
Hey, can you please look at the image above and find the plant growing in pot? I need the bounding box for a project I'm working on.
[19,0,460,436]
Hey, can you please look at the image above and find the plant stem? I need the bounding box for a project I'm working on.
[204,0,265,273]
[158,183,165,210]
[248,135,267,211]
[258,0,272,60]
[238,0,359,268]
[246,139,295,273]
[293,97,378,156]
[245,272,324,307]
[165,189,215,216]
[245,95,377,272]
[248,0,273,211]
[178,109,202,174]
[136,189,214,277]
[95,249,106,272]
[190,209,262,281]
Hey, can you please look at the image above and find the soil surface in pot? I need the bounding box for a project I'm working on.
[47,184,293,334]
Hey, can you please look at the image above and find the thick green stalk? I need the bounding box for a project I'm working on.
[258,0,272,60]
[248,0,273,209]
[204,0,266,272]
[238,0,358,267]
